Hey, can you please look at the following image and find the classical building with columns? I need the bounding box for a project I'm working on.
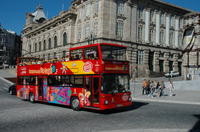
[22,0,198,78]
[182,13,200,80]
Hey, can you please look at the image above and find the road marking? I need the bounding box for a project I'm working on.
[133,98,200,106]
[98,129,189,132]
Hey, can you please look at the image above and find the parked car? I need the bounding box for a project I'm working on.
[3,63,9,69]
[164,71,180,78]
[8,84,16,95]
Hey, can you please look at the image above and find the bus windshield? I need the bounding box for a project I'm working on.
[102,74,129,94]
[101,45,126,61]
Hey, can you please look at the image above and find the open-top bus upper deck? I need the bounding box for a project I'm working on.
[17,43,129,76]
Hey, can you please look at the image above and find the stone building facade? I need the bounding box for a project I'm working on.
[182,13,200,80]
[22,0,198,78]
[0,26,21,68]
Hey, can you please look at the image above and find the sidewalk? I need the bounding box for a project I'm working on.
[0,69,16,78]
[131,82,200,105]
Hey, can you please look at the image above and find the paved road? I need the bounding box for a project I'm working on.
[0,79,200,132]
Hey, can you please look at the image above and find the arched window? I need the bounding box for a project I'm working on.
[35,43,37,52]
[54,36,57,48]
[43,40,46,50]
[63,32,67,46]
[48,38,51,49]
[39,41,42,51]
[29,44,31,53]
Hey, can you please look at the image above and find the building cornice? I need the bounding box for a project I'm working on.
[23,10,77,38]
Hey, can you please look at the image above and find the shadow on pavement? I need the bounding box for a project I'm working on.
[34,101,148,114]
[190,114,200,132]
[82,101,149,114]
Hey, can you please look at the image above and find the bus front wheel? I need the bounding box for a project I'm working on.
[71,97,80,111]
[29,93,35,103]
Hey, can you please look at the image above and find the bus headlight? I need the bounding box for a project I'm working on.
[128,97,132,102]
[104,100,109,105]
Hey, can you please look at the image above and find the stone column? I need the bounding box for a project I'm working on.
[165,14,170,47]
[123,2,131,41]
[144,8,150,43]
[173,53,179,72]
[153,51,160,72]
[144,49,150,77]
[155,10,160,45]
[130,48,138,78]
[175,16,179,48]
[57,28,61,47]
[164,52,169,73]
[130,3,137,42]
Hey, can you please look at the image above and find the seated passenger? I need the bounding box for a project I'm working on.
[75,55,80,60]
[106,54,114,60]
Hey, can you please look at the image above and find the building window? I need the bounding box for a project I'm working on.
[138,26,143,42]
[169,31,174,46]
[95,0,99,14]
[117,0,124,15]
[116,21,124,39]
[137,50,144,65]
[138,7,144,19]
[150,10,155,23]
[178,33,182,47]
[63,32,67,46]
[39,41,42,51]
[160,13,165,25]
[48,38,51,49]
[54,52,57,59]
[43,40,46,50]
[35,43,37,52]
[149,29,154,43]
[77,27,81,42]
[54,36,57,48]
[43,54,45,60]
[170,16,174,27]
[29,45,31,53]
[179,18,183,28]
[160,30,165,45]
[48,53,51,60]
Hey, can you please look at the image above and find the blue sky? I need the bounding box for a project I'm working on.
[0,0,199,35]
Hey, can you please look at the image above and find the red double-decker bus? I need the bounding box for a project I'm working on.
[16,43,132,110]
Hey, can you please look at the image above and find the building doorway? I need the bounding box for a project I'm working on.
[149,51,154,72]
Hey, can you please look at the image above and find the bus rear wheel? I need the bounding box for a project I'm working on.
[71,97,80,111]
[29,93,35,103]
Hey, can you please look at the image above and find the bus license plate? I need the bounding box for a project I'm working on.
[117,104,122,107]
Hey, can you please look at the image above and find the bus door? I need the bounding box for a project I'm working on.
[38,77,43,100]
[85,76,100,106]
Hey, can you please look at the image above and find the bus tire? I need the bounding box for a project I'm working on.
[71,97,80,111]
[29,93,35,103]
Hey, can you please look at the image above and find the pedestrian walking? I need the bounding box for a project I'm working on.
[159,81,165,97]
[168,80,175,96]
[154,81,161,97]
[142,79,148,95]
[149,80,156,97]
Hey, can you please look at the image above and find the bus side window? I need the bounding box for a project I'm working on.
[84,46,98,60]
[70,49,83,60]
